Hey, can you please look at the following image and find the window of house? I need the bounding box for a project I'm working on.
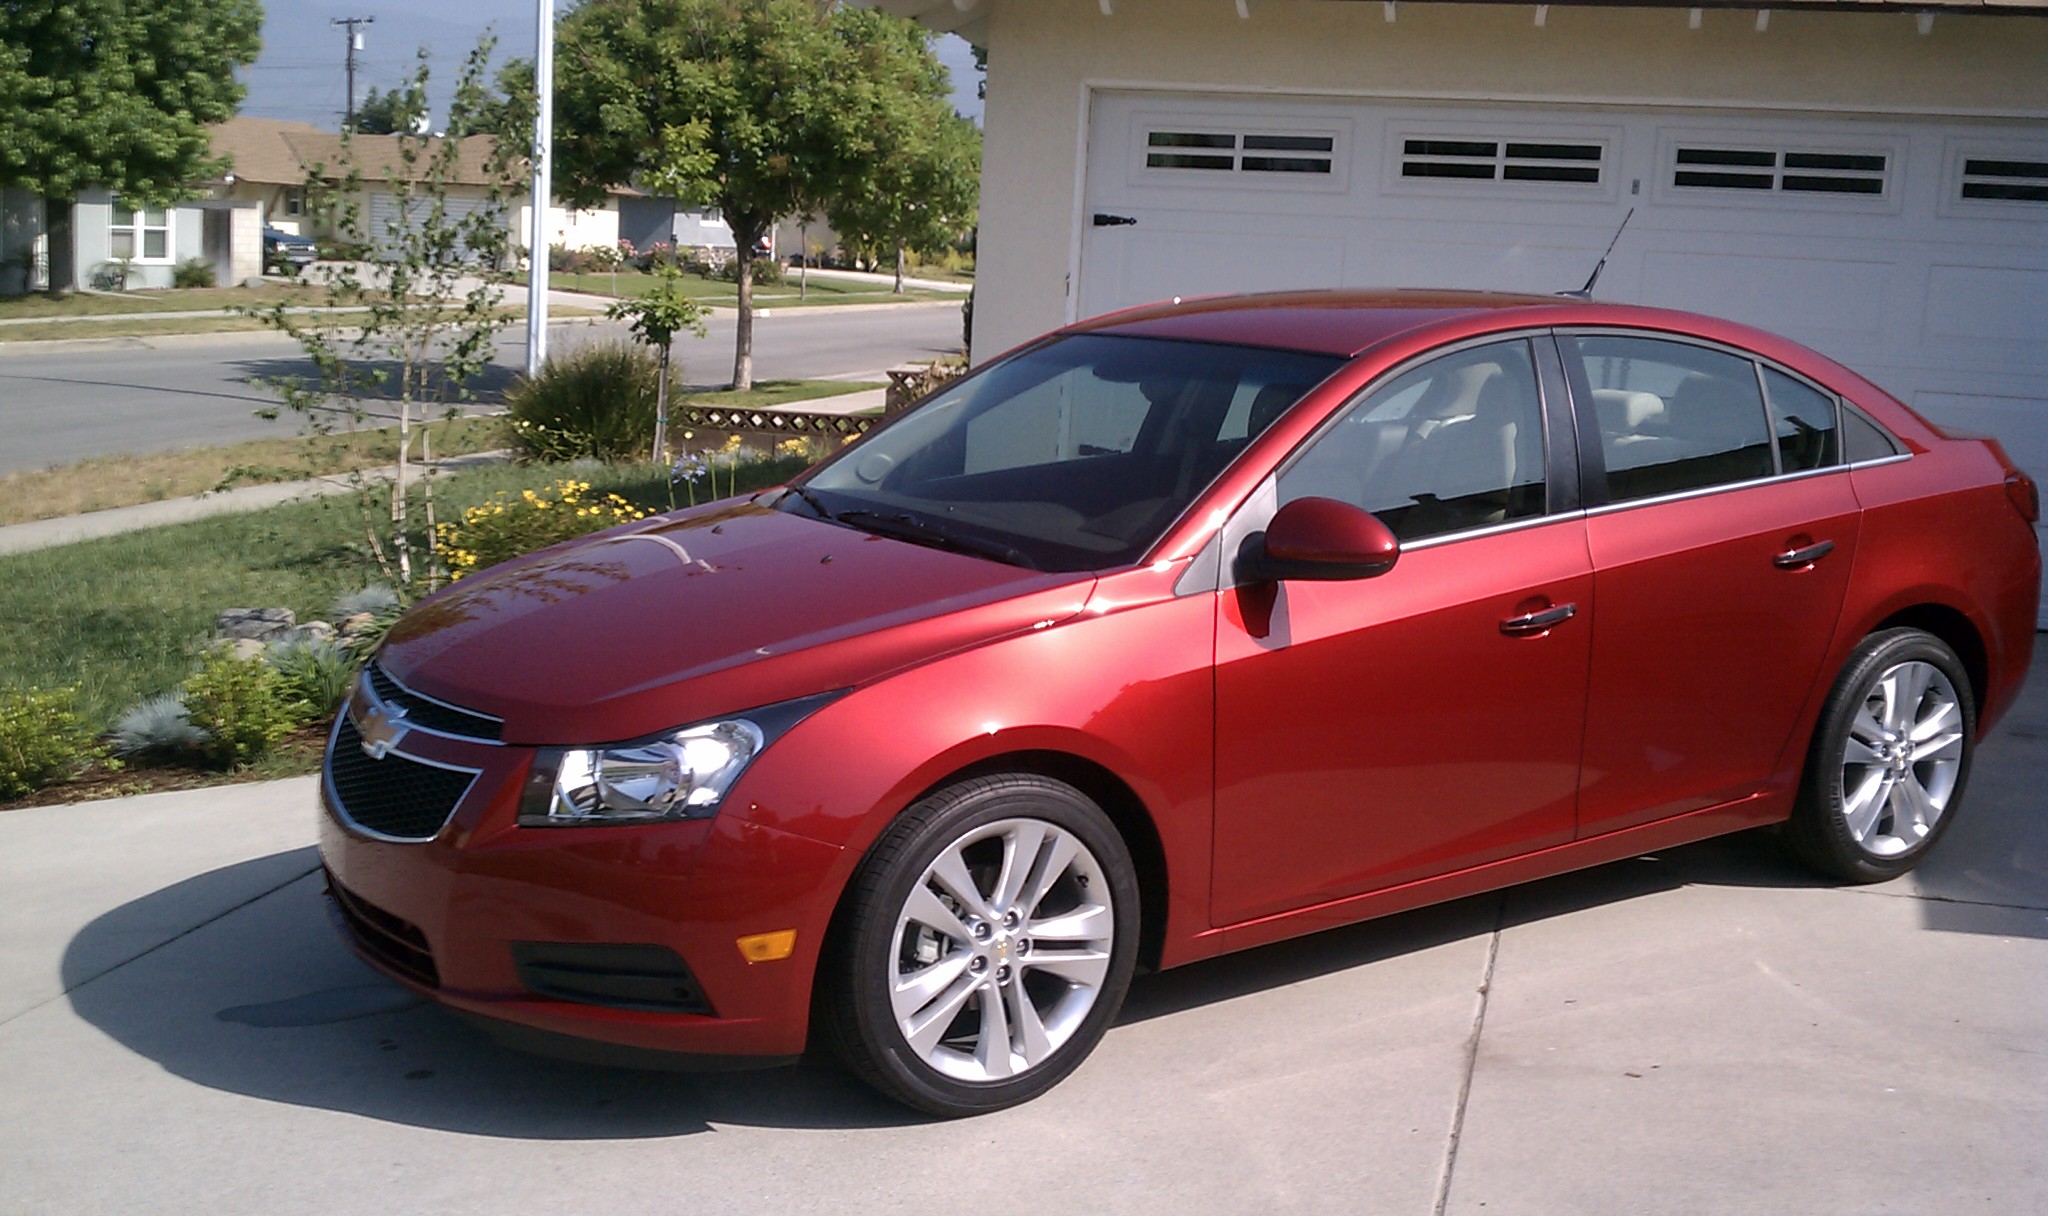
[1572,336,1774,503]
[109,201,171,261]
[282,187,307,217]
[1279,339,1547,543]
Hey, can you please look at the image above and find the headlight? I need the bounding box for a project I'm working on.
[517,692,841,828]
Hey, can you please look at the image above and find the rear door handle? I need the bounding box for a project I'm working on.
[1500,603,1577,636]
[1773,539,1836,569]
[1092,213,1138,227]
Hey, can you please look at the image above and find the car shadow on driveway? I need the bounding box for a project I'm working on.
[56,682,2044,1137]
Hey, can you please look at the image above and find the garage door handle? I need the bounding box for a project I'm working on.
[1774,539,1835,569]
[1500,603,1576,636]
[1092,213,1138,227]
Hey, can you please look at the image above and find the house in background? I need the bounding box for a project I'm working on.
[876,0,2048,621]
[0,116,640,293]
[618,195,742,257]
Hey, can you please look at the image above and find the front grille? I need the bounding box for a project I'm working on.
[325,868,439,987]
[328,716,477,841]
[367,663,502,741]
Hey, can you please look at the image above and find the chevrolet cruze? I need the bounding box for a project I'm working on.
[319,290,2040,1116]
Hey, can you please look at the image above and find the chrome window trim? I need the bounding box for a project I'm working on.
[1581,461,1851,519]
[322,708,485,845]
[1400,506,1588,552]
[1847,452,1914,472]
[364,663,505,747]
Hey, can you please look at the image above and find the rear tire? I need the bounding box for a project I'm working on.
[820,773,1140,1117]
[1785,628,1975,882]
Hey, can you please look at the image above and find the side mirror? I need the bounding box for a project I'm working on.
[1236,496,1401,583]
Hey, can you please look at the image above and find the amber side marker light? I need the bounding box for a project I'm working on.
[2008,471,2041,525]
[737,930,798,963]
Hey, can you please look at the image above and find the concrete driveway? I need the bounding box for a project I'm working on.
[2,651,2042,1215]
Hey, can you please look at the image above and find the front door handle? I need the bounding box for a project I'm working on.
[1773,539,1836,569]
[1500,603,1577,636]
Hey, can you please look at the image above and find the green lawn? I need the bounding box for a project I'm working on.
[0,283,319,320]
[0,456,810,731]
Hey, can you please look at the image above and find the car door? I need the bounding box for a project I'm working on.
[1210,336,1594,926]
[1565,332,1862,836]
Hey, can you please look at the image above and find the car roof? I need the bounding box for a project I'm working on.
[1070,289,1570,356]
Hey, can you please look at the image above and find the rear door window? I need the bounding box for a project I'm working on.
[1570,335,1773,503]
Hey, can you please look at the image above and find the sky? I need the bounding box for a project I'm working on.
[237,2,985,131]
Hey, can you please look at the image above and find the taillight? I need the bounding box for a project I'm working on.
[2008,470,2041,525]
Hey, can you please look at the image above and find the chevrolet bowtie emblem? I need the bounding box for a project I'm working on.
[357,700,410,760]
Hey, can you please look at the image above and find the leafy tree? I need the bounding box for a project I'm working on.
[556,0,936,390]
[447,57,537,143]
[351,86,411,136]
[826,86,977,290]
[0,0,262,293]
[246,40,526,589]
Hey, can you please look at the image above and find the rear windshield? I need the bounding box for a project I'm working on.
[785,334,1342,571]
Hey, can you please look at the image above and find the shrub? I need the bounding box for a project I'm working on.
[172,257,216,289]
[109,693,208,758]
[331,584,401,619]
[0,686,102,798]
[437,479,650,579]
[267,636,359,718]
[182,650,307,768]
[505,341,674,462]
[715,257,784,286]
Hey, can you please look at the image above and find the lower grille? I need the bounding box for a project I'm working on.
[327,716,477,841]
[325,869,439,987]
[510,942,713,1014]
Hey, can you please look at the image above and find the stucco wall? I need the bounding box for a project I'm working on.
[973,0,2048,356]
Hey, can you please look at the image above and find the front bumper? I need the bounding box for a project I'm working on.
[316,684,846,1061]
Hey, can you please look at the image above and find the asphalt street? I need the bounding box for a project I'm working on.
[0,647,2042,1215]
[0,303,966,475]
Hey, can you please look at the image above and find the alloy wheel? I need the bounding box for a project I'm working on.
[887,817,1116,1082]
[1838,659,1966,858]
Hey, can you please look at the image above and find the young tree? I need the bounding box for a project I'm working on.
[556,0,931,390]
[606,263,709,462]
[247,40,527,589]
[0,0,261,293]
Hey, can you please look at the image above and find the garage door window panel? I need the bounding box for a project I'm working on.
[1573,336,1775,503]
[1277,339,1548,543]
[1143,129,1336,177]
[1396,135,1606,187]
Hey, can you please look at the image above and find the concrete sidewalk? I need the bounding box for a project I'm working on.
[0,652,2040,1214]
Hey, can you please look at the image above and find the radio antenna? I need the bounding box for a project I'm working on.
[1560,207,1634,300]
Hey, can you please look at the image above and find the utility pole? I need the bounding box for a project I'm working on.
[525,0,555,375]
[332,16,374,131]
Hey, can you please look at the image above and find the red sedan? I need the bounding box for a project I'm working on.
[319,290,2039,1116]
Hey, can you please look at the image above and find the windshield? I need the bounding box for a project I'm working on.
[782,334,1343,572]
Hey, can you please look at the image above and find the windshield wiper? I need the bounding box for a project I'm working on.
[835,509,1038,570]
[781,483,839,521]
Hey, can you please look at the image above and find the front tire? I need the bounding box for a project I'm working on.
[821,773,1140,1117]
[1786,628,1975,882]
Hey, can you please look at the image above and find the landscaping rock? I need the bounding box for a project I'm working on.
[223,638,267,662]
[217,607,296,641]
[295,621,337,644]
[337,612,376,638]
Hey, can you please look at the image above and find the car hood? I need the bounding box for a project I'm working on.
[376,500,1096,744]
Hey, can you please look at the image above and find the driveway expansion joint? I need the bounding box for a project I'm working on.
[1431,894,1505,1216]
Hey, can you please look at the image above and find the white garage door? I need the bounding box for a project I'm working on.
[1079,93,2048,625]
[366,192,498,260]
